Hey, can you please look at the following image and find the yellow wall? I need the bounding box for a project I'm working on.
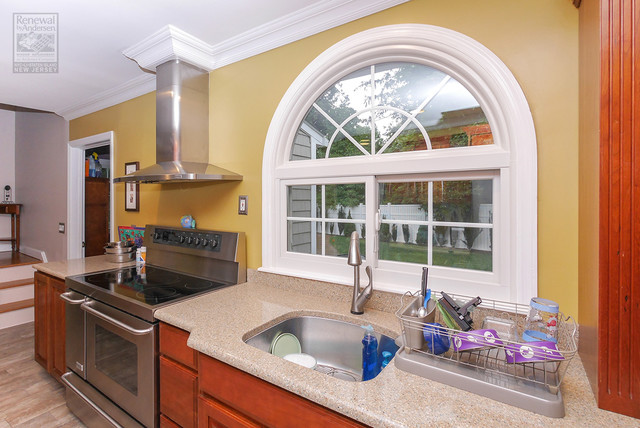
[70,0,580,315]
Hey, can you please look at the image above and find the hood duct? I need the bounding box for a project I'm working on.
[114,60,242,183]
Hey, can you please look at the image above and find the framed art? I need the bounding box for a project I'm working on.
[124,161,139,211]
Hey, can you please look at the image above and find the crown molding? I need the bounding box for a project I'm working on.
[123,24,216,72]
[209,0,409,68]
[57,73,156,120]
[63,0,408,120]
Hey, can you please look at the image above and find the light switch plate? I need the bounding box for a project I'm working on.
[238,195,248,215]
[58,222,65,233]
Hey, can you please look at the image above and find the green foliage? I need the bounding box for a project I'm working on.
[380,216,391,243]
[391,224,398,242]
[324,184,365,211]
[343,210,356,237]
[416,225,429,245]
[402,224,410,243]
[337,206,345,235]
[462,227,482,251]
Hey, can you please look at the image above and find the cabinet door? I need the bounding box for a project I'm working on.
[33,272,49,369]
[198,395,260,428]
[49,276,66,380]
[160,356,198,428]
[199,354,366,428]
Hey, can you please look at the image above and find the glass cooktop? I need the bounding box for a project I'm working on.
[82,265,226,306]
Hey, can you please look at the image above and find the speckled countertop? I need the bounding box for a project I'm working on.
[154,271,638,428]
[32,260,638,427]
[33,254,135,279]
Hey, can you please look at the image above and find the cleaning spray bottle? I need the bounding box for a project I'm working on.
[361,325,378,381]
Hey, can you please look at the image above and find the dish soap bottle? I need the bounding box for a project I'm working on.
[381,351,393,370]
[361,325,378,381]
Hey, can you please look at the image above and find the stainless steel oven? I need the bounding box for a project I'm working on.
[61,225,246,428]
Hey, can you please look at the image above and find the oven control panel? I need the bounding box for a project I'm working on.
[152,228,222,252]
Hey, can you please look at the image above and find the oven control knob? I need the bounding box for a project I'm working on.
[211,239,218,248]
[202,239,209,247]
[195,237,201,246]
[179,235,185,243]
[154,232,160,240]
[187,237,193,244]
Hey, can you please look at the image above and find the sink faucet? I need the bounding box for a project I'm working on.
[347,231,372,314]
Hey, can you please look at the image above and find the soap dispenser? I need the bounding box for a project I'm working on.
[361,325,378,381]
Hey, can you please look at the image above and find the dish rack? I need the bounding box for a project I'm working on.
[394,291,578,418]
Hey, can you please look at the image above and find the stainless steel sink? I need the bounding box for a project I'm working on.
[244,316,399,382]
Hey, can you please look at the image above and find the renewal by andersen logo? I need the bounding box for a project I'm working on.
[13,13,58,73]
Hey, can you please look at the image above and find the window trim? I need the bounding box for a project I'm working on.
[262,24,537,304]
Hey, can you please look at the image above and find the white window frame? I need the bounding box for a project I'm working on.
[261,24,537,304]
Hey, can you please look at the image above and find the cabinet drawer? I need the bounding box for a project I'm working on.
[198,354,366,428]
[160,322,197,370]
[198,395,260,428]
[160,356,198,428]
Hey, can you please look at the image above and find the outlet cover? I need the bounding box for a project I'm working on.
[58,222,65,233]
[238,195,248,215]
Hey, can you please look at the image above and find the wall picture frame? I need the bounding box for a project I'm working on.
[124,161,139,212]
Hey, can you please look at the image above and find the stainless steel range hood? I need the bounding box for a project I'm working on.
[114,60,242,184]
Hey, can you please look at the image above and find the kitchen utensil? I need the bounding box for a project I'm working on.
[105,251,135,263]
[523,297,559,343]
[399,295,436,352]
[105,240,135,249]
[420,267,428,299]
[505,340,564,364]
[417,293,430,317]
[270,333,301,357]
[104,245,135,254]
[481,316,517,342]
[438,292,482,331]
[423,322,450,355]
[283,353,317,369]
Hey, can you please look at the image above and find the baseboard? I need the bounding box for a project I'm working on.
[20,246,47,263]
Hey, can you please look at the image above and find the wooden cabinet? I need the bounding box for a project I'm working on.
[159,323,198,428]
[34,271,66,381]
[159,322,367,428]
[198,354,365,428]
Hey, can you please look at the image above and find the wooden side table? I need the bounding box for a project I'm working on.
[0,203,21,252]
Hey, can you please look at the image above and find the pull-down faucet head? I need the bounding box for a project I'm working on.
[347,231,362,266]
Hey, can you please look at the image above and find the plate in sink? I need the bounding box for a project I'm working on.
[270,333,301,357]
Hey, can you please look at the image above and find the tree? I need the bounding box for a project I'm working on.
[462,227,481,251]
[402,224,410,243]
[343,210,356,237]
[391,224,398,243]
[416,225,429,245]
[379,217,391,242]
[337,206,345,235]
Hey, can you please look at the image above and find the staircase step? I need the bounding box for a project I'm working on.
[0,278,33,290]
[0,298,34,314]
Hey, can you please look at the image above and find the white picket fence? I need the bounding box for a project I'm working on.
[325,203,491,251]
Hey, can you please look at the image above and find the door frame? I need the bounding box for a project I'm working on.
[67,131,115,259]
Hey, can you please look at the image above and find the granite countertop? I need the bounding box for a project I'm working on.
[155,272,638,428]
[33,255,135,279]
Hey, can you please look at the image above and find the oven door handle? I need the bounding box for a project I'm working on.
[59,291,85,304]
[81,301,154,335]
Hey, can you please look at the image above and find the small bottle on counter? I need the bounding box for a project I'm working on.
[136,246,146,265]
[361,325,378,381]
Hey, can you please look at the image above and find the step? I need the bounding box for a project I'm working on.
[0,298,34,314]
[0,265,35,282]
[0,306,34,330]
[0,278,32,290]
[0,283,33,304]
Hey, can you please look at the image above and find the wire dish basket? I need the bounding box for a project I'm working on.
[396,291,578,397]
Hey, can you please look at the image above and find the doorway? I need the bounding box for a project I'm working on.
[84,145,110,256]
[67,132,115,259]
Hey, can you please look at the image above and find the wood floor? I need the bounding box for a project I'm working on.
[0,252,40,269]
[0,322,84,428]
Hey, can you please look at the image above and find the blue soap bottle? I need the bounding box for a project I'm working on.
[361,325,378,381]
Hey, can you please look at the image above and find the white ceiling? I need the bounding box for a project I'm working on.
[0,0,406,119]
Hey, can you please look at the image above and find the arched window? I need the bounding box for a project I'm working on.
[262,25,537,303]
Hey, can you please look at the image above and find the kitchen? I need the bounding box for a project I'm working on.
[0,0,638,427]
